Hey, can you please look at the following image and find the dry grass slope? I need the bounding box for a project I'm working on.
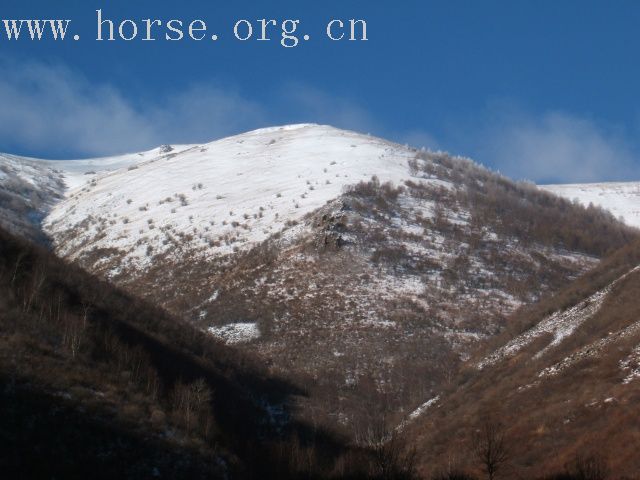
[408,237,640,479]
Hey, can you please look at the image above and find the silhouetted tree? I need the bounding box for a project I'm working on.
[472,418,510,480]
[356,414,418,480]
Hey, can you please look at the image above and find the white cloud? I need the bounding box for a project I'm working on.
[0,58,636,184]
[0,58,267,157]
[458,105,638,183]
[0,61,156,156]
[0,58,393,159]
[281,83,379,134]
[148,85,268,146]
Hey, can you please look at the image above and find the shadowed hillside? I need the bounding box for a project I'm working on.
[0,226,405,479]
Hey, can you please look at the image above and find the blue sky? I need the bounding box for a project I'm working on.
[2,0,640,183]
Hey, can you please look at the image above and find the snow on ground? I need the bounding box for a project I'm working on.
[541,182,640,229]
[539,317,640,379]
[37,145,194,190]
[477,289,604,369]
[207,322,261,344]
[408,395,440,420]
[477,266,640,369]
[42,124,418,270]
[0,154,66,241]
[0,154,64,193]
[396,396,440,431]
[620,345,640,384]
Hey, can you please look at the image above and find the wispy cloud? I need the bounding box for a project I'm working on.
[0,60,156,157]
[0,58,392,159]
[280,83,379,135]
[148,85,268,146]
[450,103,638,183]
[0,58,637,183]
[0,57,268,157]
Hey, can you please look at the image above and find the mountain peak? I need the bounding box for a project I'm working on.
[240,123,322,135]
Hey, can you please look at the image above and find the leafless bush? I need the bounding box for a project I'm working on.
[355,414,418,480]
[432,471,478,480]
[171,378,214,437]
[472,418,510,480]
[565,453,609,480]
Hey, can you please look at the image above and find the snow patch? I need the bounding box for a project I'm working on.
[478,265,640,369]
[396,396,440,431]
[207,322,260,344]
[620,345,640,384]
[542,182,640,229]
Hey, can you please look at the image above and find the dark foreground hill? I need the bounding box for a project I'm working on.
[0,226,414,479]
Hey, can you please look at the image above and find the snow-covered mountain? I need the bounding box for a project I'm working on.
[43,124,415,272]
[1,124,637,431]
[0,145,193,243]
[542,182,640,229]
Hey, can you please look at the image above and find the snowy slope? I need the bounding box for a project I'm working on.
[477,265,639,370]
[0,154,66,242]
[542,182,640,228]
[43,124,416,271]
[0,144,193,242]
[38,144,194,190]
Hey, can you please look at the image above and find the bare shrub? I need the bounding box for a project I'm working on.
[356,415,418,480]
[171,378,214,437]
[472,418,510,480]
[564,453,609,480]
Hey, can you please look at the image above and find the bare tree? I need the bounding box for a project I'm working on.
[62,315,86,359]
[356,413,417,480]
[10,251,26,287]
[472,418,510,480]
[432,471,477,480]
[568,453,609,480]
[21,260,47,313]
[172,378,213,435]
